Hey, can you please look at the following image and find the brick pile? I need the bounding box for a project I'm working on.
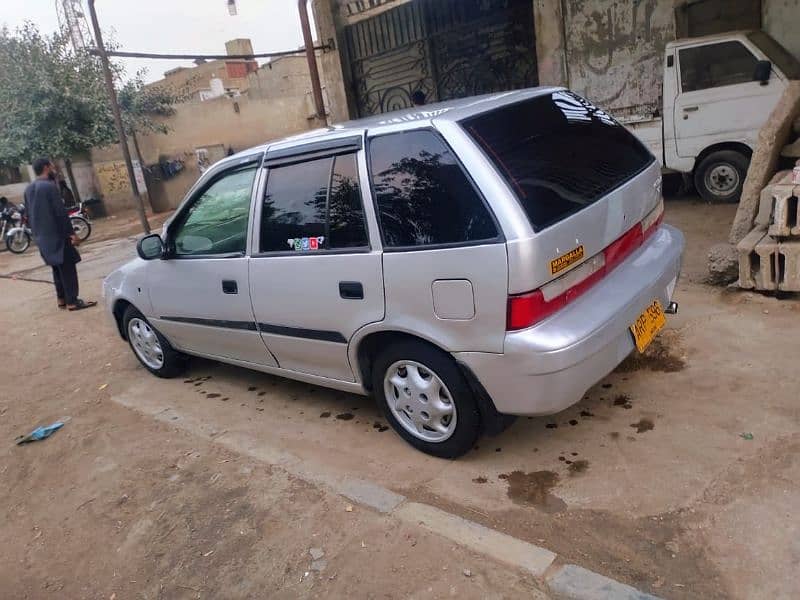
[737,169,800,291]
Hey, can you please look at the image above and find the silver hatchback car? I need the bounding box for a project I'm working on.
[104,87,684,458]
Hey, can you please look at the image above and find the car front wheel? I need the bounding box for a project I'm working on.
[372,340,481,458]
[123,305,186,378]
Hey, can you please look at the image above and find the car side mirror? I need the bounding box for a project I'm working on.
[754,60,772,85]
[137,234,165,260]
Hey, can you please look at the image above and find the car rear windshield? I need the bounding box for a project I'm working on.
[461,91,654,231]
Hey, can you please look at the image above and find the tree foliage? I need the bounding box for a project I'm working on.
[0,22,178,166]
[119,73,178,136]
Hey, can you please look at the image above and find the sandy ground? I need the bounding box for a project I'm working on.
[0,198,798,599]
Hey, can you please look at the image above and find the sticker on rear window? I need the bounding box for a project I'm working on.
[550,245,584,275]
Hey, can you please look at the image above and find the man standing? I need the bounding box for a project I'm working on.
[24,158,96,311]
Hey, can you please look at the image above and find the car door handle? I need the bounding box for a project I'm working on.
[222,280,238,294]
[339,281,363,300]
[683,106,699,112]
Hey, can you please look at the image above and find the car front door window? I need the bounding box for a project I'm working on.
[173,165,258,256]
[679,41,759,93]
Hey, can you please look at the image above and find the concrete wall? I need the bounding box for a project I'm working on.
[764,0,800,61]
[313,0,359,123]
[559,0,676,118]
[92,92,317,213]
[154,60,253,100]
[248,55,315,101]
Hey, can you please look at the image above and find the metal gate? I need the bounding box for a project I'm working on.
[345,0,538,117]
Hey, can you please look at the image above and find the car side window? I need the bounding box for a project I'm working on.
[173,165,257,256]
[368,130,497,248]
[260,153,368,252]
[679,41,759,93]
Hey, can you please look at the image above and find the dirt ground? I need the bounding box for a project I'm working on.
[1,198,798,599]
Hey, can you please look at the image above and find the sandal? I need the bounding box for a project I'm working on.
[67,299,97,311]
[58,302,66,310]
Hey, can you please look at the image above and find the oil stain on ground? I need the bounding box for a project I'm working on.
[372,421,389,432]
[498,470,567,513]
[336,413,354,421]
[472,476,488,484]
[616,337,686,373]
[630,418,654,433]
[568,459,589,476]
[319,412,331,418]
[613,395,633,409]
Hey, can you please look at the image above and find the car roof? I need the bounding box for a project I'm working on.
[224,86,563,163]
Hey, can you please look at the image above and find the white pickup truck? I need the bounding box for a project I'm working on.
[624,30,800,202]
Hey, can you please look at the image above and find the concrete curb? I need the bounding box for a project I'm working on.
[113,392,663,600]
[395,501,556,577]
[545,564,662,600]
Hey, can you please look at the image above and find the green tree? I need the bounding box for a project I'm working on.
[118,73,180,180]
[0,22,178,201]
[0,23,116,170]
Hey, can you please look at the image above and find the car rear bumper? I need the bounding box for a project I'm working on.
[455,224,684,416]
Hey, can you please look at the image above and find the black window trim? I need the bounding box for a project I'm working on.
[253,148,372,258]
[166,154,264,260]
[264,135,363,167]
[364,126,505,253]
[677,40,759,94]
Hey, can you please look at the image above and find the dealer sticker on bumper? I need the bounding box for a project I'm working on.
[630,299,666,353]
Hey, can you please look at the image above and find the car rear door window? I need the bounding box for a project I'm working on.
[173,165,257,256]
[368,130,497,248]
[329,154,369,249]
[679,41,759,92]
[260,153,368,252]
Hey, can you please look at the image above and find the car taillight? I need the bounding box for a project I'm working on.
[507,200,665,331]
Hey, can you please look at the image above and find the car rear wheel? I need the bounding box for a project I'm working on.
[372,340,480,458]
[694,150,749,203]
[122,305,186,378]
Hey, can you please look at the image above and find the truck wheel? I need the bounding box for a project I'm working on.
[372,340,481,458]
[694,150,749,203]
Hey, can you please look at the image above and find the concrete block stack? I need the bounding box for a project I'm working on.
[737,169,800,292]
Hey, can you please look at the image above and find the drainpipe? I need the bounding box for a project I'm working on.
[298,0,328,126]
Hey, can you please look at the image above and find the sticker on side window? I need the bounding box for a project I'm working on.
[550,245,584,275]
[286,237,325,251]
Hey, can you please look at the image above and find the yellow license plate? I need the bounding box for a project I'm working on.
[630,300,666,353]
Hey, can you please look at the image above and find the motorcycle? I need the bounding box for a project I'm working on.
[68,201,92,242]
[3,201,92,254]
[4,203,31,254]
[0,201,19,243]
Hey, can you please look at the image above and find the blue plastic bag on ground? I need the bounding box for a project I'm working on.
[15,422,64,445]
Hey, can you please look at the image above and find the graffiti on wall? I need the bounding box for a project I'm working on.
[95,160,147,198]
[564,0,675,117]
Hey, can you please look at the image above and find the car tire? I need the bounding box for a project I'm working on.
[372,340,481,458]
[122,305,186,378]
[694,150,749,203]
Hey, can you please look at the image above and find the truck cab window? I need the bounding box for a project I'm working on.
[679,41,759,92]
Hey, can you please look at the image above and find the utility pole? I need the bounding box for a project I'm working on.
[87,0,150,234]
[297,0,327,126]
